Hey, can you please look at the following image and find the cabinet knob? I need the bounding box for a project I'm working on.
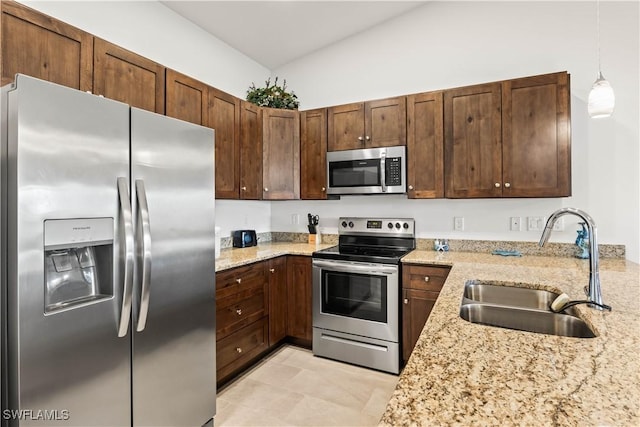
[365,136,371,141]
[358,136,364,142]
[321,187,326,192]
[495,182,501,188]
[424,276,430,282]
[270,268,275,273]
[404,298,409,305]
[241,186,247,191]
[504,182,511,188]
[264,188,269,192]
[408,185,414,190]
[236,308,242,316]
[236,347,242,354]
[235,278,242,284]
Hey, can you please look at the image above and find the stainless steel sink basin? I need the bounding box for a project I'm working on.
[463,282,559,310]
[460,281,596,338]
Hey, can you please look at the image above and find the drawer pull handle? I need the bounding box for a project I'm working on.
[236,308,242,316]
[236,278,242,284]
[270,268,275,273]
[424,276,430,282]
[236,347,242,354]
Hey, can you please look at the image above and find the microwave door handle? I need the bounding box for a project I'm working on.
[380,151,387,193]
[117,177,134,338]
[135,179,152,332]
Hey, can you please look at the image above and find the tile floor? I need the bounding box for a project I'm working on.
[216,345,399,426]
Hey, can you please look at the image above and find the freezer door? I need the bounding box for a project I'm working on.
[130,108,215,426]
[4,75,131,426]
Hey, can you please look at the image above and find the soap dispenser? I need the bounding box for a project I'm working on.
[575,222,590,259]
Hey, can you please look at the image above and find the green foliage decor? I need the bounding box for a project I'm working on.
[246,77,299,110]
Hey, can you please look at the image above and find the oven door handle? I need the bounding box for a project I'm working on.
[312,259,397,275]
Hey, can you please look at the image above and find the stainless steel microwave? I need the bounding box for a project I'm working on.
[326,146,406,195]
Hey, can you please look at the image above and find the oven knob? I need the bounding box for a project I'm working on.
[387,222,394,229]
[348,221,354,228]
[403,222,409,229]
[341,221,347,228]
[395,222,401,229]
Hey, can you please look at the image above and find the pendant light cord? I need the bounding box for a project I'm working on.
[597,0,601,75]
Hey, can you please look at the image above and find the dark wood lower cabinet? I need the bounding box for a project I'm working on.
[216,255,312,386]
[286,256,313,346]
[402,264,451,364]
[268,257,288,346]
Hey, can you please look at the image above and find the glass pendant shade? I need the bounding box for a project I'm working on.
[588,71,615,118]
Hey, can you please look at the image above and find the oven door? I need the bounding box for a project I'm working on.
[312,259,399,342]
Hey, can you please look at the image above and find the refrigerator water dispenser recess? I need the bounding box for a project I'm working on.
[44,218,114,314]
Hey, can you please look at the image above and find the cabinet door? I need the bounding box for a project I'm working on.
[210,88,241,199]
[1,1,92,91]
[365,96,407,148]
[239,101,263,200]
[407,92,444,198]
[286,256,312,345]
[268,257,288,346]
[93,38,165,114]
[262,107,300,200]
[402,288,439,363]
[165,68,208,126]
[301,109,328,200]
[444,82,502,198]
[502,72,571,197]
[327,102,365,151]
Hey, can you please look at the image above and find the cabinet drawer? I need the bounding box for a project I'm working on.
[217,289,266,340]
[403,264,450,291]
[216,317,268,383]
[216,261,267,299]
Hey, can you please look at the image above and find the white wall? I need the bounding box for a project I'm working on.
[272,1,640,262]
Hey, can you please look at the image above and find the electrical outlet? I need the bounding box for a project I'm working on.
[454,217,465,231]
[527,216,545,231]
[291,214,299,225]
[552,218,564,231]
[510,217,522,231]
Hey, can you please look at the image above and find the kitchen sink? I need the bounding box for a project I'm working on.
[459,281,596,338]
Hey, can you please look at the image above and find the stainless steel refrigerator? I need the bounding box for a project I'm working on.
[0,74,216,426]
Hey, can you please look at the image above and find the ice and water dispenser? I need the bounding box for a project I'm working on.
[44,218,114,314]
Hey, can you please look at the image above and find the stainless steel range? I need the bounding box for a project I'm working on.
[312,217,415,374]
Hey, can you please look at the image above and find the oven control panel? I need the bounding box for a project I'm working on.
[339,217,415,236]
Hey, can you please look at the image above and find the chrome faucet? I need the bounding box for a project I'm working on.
[539,207,606,310]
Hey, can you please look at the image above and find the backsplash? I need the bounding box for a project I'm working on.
[218,232,625,259]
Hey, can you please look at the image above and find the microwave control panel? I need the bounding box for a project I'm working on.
[386,157,402,185]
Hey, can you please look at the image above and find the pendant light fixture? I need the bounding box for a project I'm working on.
[588,0,615,118]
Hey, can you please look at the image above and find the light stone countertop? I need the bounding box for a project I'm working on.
[215,242,334,272]
[381,251,640,426]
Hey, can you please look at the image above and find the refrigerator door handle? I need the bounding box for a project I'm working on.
[117,177,134,337]
[135,179,152,332]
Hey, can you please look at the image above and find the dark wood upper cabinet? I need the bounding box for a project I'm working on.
[1,1,93,91]
[407,91,444,198]
[300,108,328,200]
[327,102,365,151]
[327,96,406,151]
[210,88,241,199]
[165,68,208,126]
[365,96,407,148]
[502,72,571,197]
[444,82,503,198]
[239,101,263,200]
[262,107,300,200]
[93,38,165,114]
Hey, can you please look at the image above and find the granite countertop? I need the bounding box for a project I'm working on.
[381,251,640,426]
[215,242,334,272]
